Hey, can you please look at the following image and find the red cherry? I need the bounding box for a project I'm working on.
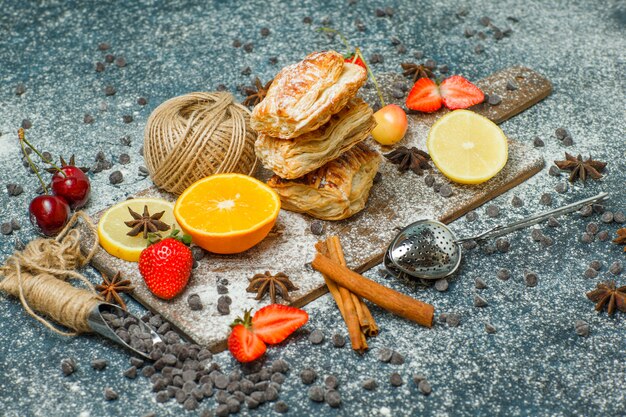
[29,195,71,236]
[51,166,91,209]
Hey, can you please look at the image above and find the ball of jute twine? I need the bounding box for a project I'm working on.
[144,91,258,195]
[0,211,102,336]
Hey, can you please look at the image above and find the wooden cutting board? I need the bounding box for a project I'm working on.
[83,66,551,351]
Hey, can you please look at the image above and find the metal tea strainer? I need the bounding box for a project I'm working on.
[384,192,609,280]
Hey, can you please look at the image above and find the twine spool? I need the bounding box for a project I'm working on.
[144,91,258,195]
[0,212,102,336]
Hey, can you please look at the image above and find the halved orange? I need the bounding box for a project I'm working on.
[174,173,281,254]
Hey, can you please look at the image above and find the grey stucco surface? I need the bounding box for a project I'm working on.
[0,1,625,416]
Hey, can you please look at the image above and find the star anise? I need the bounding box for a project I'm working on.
[242,77,273,107]
[554,153,606,183]
[586,280,626,315]
[613,228,626,252]
[246,271,299,304]
[45,155,90,173]
[400,62,434,82]
[124,205,170,239]
[96,271,134,310]
[384,146,432,175]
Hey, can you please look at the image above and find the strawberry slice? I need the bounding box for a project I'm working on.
[252,304,309,345]
[344,54,366,69]
[228,324,267,363]
[439,75,484,110]
[405,78,443,113]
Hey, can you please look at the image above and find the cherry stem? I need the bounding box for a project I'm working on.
[18,128,66,177]
[316,27,386,108]
[18,128,48,194]
[354,48,386,108]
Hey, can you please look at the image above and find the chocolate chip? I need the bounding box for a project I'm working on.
[545,217,560,228]
[439,184,453,198]
[497,269,510,281]
[104,53,115,63]
[310,220,325,235]
[531,228,543,242]
[390,351,405,365]
[424,174,435,187]
[331,333,345,348]
[370,53,383,64]
[609,261,622,275]
[10,219,20,231]
[433,182,441,193]
[579,205,593,217]
[601,211,614,223]
[496,238,510,253]
[464,27,475,37]
[362,378,378,390]
[555,128,569,140]
[260,27,270,37]
[391,88,404,99]
[21,118,32,129]
[474,43,485,54]
[434,279,448,292]
[122,115,133,124]
[418,379,432,395]
[188,294,203,311]
[462,240,477,251]
[309,329,324,344]
[562,135,573,146]
[104,85,116,96]
[574,320,589,337]
[524,271,538,287]
[7,183,24,197]
[389,372,403,387]
[511,195,524,207]
[597,230,610,241]
[373,171,382,183]
[555,182,568,194]
[375,8,386,17]
[217,296,230,315]
[274,401,289,413]
[486,205,500,218]
[302,16,312,24]
[533,136,544,147]
[413,50,424,59]
[308,385,324,402]
[377,347,393,363]
[243,43,253,53]
[104,387,118,401]
[506,80,519,91]
[540,193,552,206]
[1,223,12,235]
[61,358,76,376]
[474,277,487,289]
[488,94,502,106]
[95,62,105,72]
[115,57,127,67]
[109,170,123,185]
[485,323,497,334]
[83,114,94,124]
[541,236,554,247]
[581,232,594,244]
[447,313,461,327]
[583,268,598,278]
[325,389,341,407]
[300,368,317,385]
[91,359,107,370]
[123,366,137,379]
[240,66,251,76]
[474,295,488,307]
[479,16,491,26]
[118,153,130,165]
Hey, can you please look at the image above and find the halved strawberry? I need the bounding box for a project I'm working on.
[228,324,267,363]
[344,54,366,69]
[439,75,484,110]
[405,78,443,113]
[252,304,309,345]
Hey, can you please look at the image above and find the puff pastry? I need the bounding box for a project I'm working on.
[255,98,376,179]
[267,143,380,220]
[251,51,367,139]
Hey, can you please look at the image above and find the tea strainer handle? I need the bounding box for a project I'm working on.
[457,192,609,244]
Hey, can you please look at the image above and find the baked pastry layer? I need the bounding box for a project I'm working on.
[251,51,367,139]
[255,98,376,179]
[267,143,380,221]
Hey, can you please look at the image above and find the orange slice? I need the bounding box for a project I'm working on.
[174,173,281,254]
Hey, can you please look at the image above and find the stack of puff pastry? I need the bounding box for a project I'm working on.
[251,51,380,221]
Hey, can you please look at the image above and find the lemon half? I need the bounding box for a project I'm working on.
[427,110,508,184]
[98,198,179,262]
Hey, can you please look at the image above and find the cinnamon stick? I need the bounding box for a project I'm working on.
[312,253,435,328]
[327,236,378,335]
[315,240,366,352]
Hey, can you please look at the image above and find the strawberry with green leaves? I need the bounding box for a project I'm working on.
[138,229,193,300]
[228,305,308,362]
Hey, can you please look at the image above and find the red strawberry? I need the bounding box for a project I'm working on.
[406,78,443,112]
[439,75,485,110]
[252,304,309,345]
[228,322,267,363]
[138,237,193,300]
[344,54,366,69]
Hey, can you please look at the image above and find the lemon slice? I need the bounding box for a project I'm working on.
[98,198,179,262]
[427,109,508,184]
